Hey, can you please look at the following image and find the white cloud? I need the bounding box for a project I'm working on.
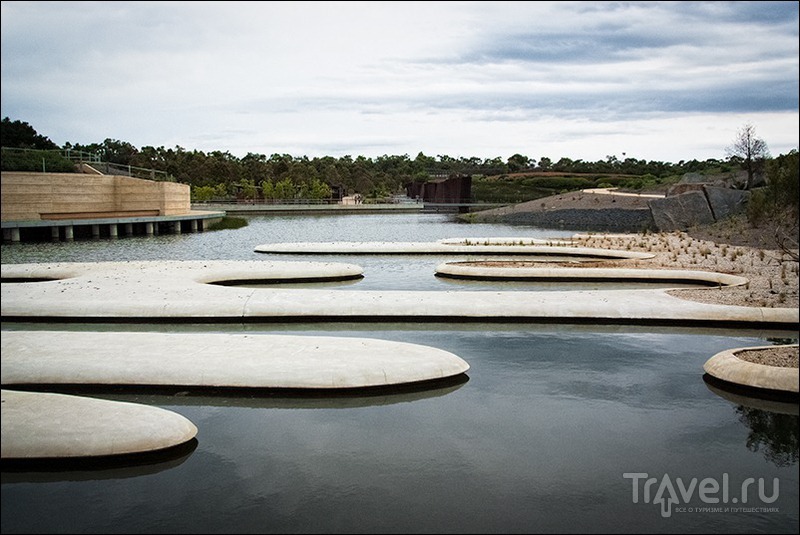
[2,1,797,162]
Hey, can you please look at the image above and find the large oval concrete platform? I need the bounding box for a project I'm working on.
[1,389,198,460]
[1,331,471,389]
[436,263,749,287]
[1,261,797,326]
[253,240,655,259]
[0,259,363,284]
[703,345,799,394]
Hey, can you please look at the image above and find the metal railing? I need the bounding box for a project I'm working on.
[86,161,173,182]
[61,148,102,163]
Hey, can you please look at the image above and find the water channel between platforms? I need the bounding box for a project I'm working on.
[1,212,797,534]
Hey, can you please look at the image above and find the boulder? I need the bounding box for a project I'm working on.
[679,172,707,184]
[703,185,750,220]
[648,190,715,231]
[666,183,705,196]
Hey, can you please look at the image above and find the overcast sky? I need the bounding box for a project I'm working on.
[2,1,798,163]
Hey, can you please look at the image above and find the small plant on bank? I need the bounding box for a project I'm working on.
[207,217,248,231]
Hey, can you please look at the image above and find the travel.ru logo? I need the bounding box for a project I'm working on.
[623,473,779,518]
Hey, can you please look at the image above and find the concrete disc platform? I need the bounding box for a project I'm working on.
[436,263,749,287]
[1,261,797,326]
[253,240,655,259]
[703,345,799,394]
[1,389,197,460]
[1,331,471,389]
[0,259,363,285]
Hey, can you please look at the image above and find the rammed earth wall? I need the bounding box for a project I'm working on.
[1,172,190,221]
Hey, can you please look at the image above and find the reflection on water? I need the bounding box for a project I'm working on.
[229,278,364,290]
[704,376,799,415]
[1,439,198,483]
[14,374,469,410]
[704,377,799,468]
[2,214,799,534]
[738,406,799,468]
[4,320,799,339]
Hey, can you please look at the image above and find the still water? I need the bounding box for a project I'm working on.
[1,213,798,533]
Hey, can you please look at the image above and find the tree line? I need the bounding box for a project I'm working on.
[0,116,790,203]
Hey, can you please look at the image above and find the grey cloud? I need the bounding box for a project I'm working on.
[247,70,798,124]
[677,0,799,25]
[454,31,678,65]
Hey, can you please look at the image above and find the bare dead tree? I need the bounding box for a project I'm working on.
[726,123,769,190]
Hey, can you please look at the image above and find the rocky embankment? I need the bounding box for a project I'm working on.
[463,190,657,232]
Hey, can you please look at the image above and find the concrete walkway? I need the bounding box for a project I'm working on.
[581,188,665,199]
[2,331,470,389]
[1,260,796,326]
[703,345,799,394]
[1,389,197,460]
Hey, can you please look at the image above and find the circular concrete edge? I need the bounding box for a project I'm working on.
[703,345,799,393]
[1,389,198,460]
[0,263,84,283]
[191,261,364,285]
[435,263,749,287]
[253,240,655,260]
[0,260,365,285]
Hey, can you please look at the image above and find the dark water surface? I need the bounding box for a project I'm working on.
[2,214,798,533]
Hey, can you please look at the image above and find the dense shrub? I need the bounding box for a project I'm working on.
[747,149,799,227]
[766,150,798,209]
[1,149,77,172]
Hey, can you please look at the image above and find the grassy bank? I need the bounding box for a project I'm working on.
[207,216,248,231]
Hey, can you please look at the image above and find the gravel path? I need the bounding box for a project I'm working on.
[735,346,799,368]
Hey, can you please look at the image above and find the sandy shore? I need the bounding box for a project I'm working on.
[466,228,799,368]
[569,230,798,309]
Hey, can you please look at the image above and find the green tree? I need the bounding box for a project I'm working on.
[747,150,798,260]
[537,157,552,170]
[765,149,799,209]
[274,177,295,200]
[214,183,229,198]
[0,117,58,149]
[261,179,275,200]
[507,153,530,173]
[308,177,332,200]
[99,138,138,165]
[191,185,216,202]
[238,178,258,200]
